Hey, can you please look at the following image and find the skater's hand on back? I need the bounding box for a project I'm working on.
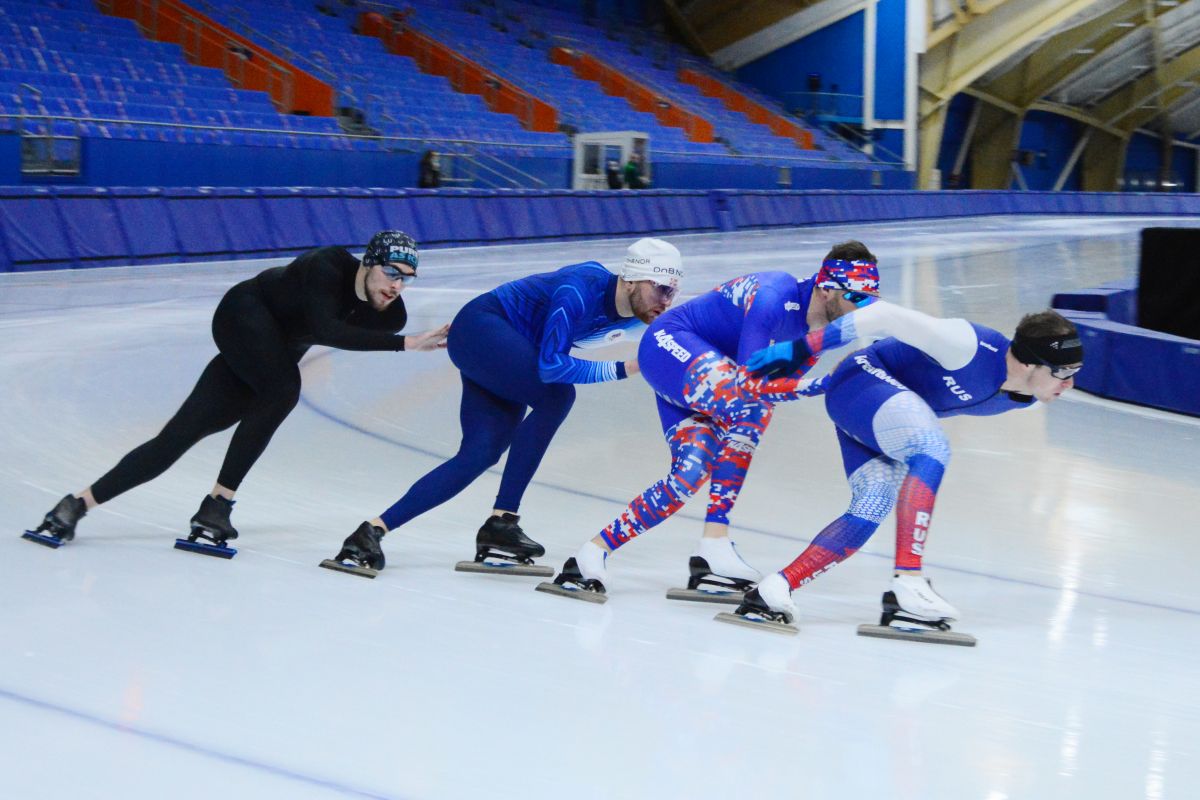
[747,339,812,380]
[406,323,451,351]
[624,358,640,377]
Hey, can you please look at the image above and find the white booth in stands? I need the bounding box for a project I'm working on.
[572,131,650,190]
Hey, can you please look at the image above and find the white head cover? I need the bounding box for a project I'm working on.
[620,238,683,290]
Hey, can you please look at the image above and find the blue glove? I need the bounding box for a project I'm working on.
[746,338,814,380]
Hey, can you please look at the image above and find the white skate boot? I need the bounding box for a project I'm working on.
[536,541,610,604]
[667,536,761,604]
[714,572,799,635]
[886,574,959,628]
[857,574,976,647]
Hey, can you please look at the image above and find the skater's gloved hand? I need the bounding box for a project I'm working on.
[405,323,451,351]
[747,338,813,380]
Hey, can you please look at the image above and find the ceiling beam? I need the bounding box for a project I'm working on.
[921,0,1104,119]
[984,0,1151,107]
[1095,40,1200,130]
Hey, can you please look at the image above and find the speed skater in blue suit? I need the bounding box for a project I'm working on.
[323,238,685,576]
[728,307,1084,634]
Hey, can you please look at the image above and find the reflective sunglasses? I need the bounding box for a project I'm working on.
[843,290,875,307]
[649,282,679,302]
[1045,363,1082,380]
[380,263,417,284]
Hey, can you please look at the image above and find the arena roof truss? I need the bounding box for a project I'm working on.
[924,0,1200,188]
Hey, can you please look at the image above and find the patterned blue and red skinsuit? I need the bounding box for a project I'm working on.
[596,271,818,550]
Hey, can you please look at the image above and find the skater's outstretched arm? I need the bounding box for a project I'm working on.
[301,262,411,351]
[747,300,977,380]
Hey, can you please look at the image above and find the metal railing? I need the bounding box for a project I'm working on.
[786,91,865,122]
[0,112,570,185]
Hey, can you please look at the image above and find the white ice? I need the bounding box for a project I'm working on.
[2,216,1198,800]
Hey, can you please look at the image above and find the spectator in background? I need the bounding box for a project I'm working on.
[623,153,646,189]
[605,159,624,189]
[419,150,441,188]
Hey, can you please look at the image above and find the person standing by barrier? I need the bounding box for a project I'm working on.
[23,231,450,558]
[322,238,684,579]
[418,150,441,188]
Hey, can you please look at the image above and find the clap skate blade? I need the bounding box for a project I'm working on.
[174,527,237,559]
[856,623,976,647]
[535,581,608,603]
[319,558,378,579]
[857,589,976,646]
[455,547,552,577]
[713,611,798,635]
[665,588,744,604]
[669,556,752,604]
[22,529,66,548]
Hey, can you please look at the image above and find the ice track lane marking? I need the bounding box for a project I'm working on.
[297,353,1200,619]
[0,687,406,800]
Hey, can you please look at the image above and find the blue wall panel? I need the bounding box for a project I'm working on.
[875,0,907,120]
[737,12,866,103]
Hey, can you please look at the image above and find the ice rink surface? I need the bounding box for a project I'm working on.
[2,216,1198,800]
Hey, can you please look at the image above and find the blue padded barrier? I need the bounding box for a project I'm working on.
[258,188,319,253]
[1063,313,1200,416]
[528,193,573,239]
[607,194,647,235]
[0,187,75,270]
[18,188,1200,272]
[301,188,359,250]
[51,187,132,267]
[335,188,390,248]
[474,191,514,242]
[370,189,423,245]
[596,191,635,235]
[410,189,486,245]
[108,187,181,263]
[1051,286,1138,326]
[490,190,540,240]
[210,188,274,255]
[163,187,233,257]
[572,193,608,238]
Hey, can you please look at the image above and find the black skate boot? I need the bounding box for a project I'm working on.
[455,513,553,577]
[319,522,386,579]
[23,494,88,548]
[535,557,608,603]
[174,495,239,558]
[714,574,798,635]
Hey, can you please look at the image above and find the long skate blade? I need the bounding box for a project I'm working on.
[713,611,798,635]
[666,587,743,605]
[22,530,64,549]
[319,559,378,579]
[535,581,608,604]
[857,624,976,647]
[455,560,554,577]
[174,539,236,559]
